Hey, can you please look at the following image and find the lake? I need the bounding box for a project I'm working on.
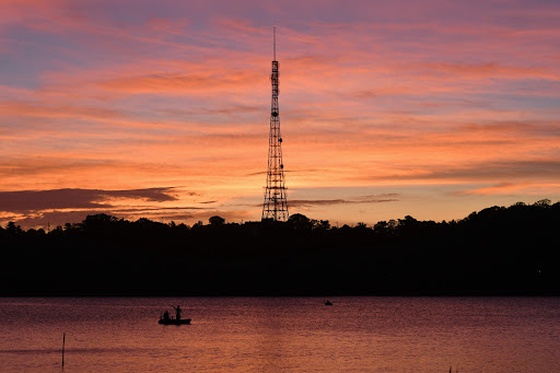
[0,297,558,372]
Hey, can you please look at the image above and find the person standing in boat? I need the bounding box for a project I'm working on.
[172,305,182,320]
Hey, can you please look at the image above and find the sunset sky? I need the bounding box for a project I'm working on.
[1,0,560,229]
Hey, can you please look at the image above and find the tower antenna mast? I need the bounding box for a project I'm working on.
[262,25,289,222]
[273,24,276,61]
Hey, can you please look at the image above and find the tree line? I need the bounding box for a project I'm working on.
[1,200,559,296]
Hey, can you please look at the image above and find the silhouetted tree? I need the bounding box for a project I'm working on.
[209,215,226,226]
[314,219,331,231]
[288,213,313,231]
[81,213,121,232]
[5,222,23,235]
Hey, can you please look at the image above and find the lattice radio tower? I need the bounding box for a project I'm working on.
[262,25,289,222]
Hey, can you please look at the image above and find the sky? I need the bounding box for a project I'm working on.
[1,0,560,229]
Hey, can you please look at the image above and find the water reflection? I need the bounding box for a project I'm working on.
[0,297,559,372]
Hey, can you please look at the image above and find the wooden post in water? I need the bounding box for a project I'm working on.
[61,332,66,367]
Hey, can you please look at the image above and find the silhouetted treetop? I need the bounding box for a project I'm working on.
[209,215,226,226]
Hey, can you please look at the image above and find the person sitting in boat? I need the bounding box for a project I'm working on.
[162,310,171,322]
[172,305,182,320]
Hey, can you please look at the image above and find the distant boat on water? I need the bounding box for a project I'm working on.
[324,300,333,306]
[158,317,191,325]
[158,304,191,325]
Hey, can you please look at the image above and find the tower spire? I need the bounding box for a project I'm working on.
[262,26,289,222]
[273,24,276,61]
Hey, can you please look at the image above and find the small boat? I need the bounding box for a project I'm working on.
[158,317,191,325]
[324,300,333,306]
[159,305,191,325]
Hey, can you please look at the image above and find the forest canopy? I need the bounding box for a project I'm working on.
[1,200,559,296]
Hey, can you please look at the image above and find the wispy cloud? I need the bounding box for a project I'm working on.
[289,194,399,208]
[0,187,211,227]
[0,188,179,213]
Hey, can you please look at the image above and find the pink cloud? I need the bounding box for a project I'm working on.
[97,69,262,95]
[459,181,560,196]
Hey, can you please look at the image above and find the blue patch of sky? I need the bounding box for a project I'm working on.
[1,24,110,88]
[0,26,59,89]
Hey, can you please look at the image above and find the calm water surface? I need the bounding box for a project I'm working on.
[0,297,559,372]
